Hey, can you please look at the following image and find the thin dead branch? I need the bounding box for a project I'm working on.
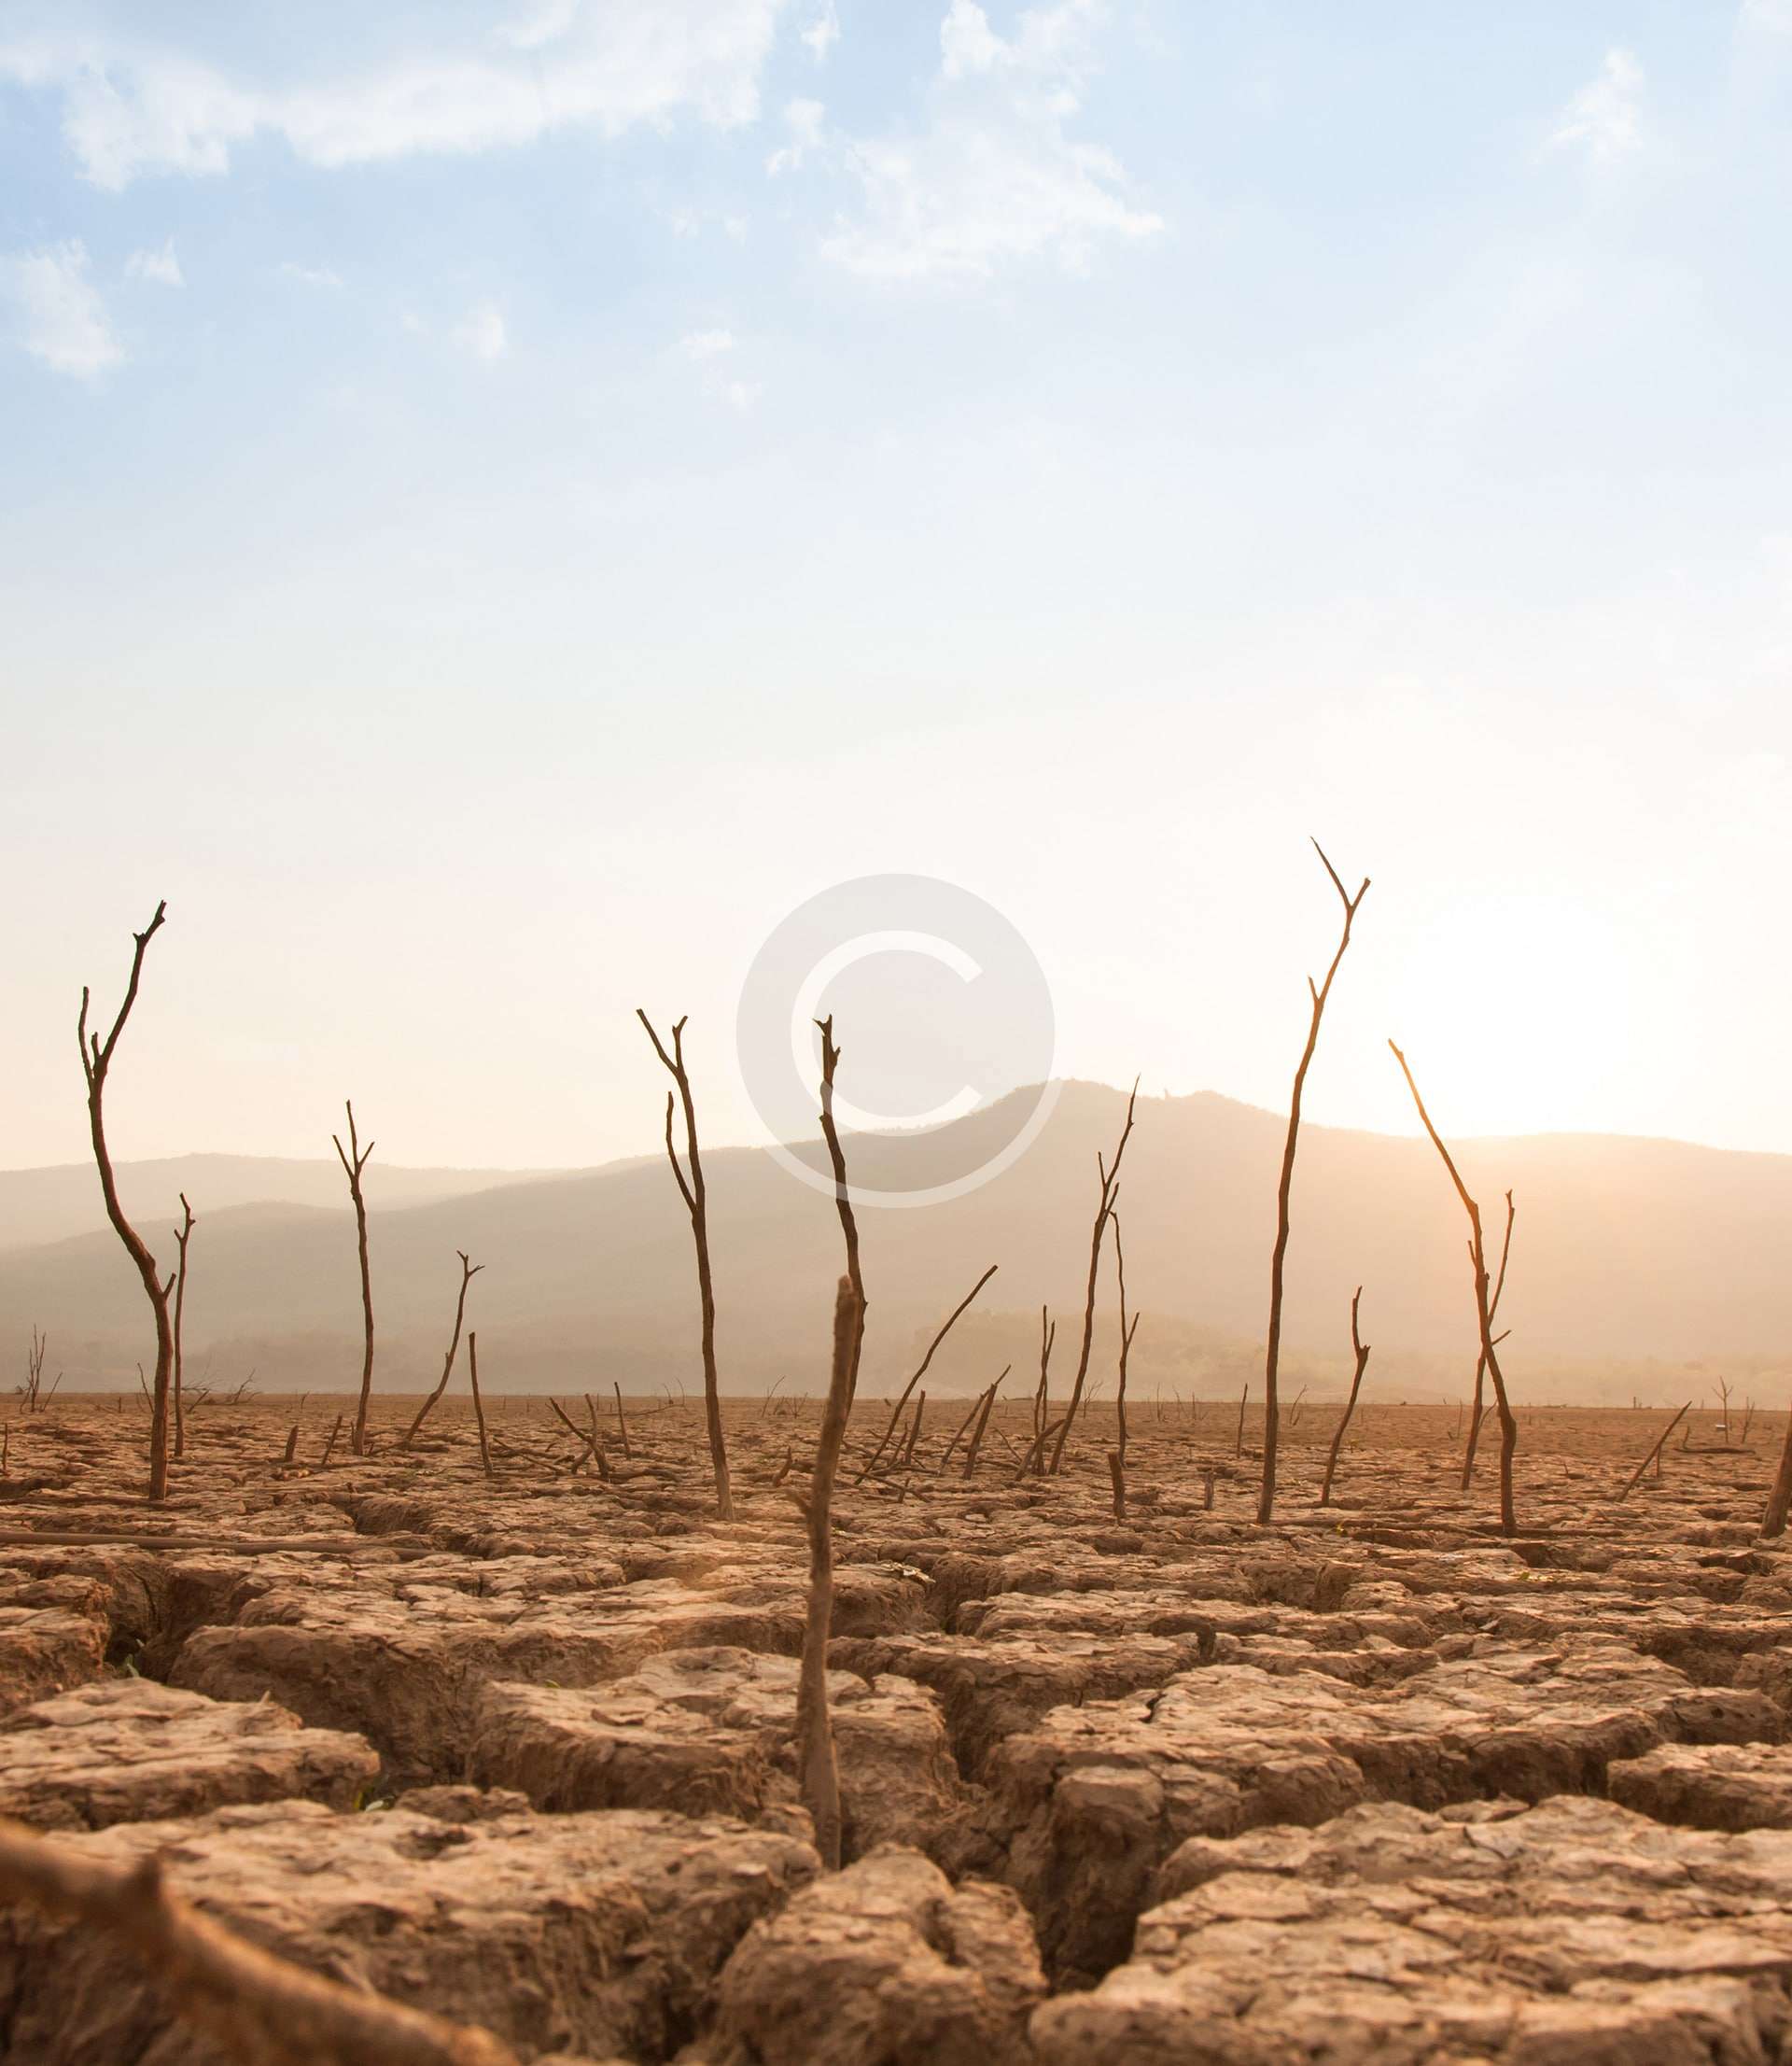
[402,1253,482,1449]
[77,900,175,1500]
[1260,842,1369,1525]
[637,1011,733,1519]
[856,1263,997,1483]
[331,1102,376,1457]
[1318,1287,1370,1506]
[1050,1078,1139,1473]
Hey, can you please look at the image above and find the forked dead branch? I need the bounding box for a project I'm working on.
[1049,1079,1138,1474]
[637,1010,734,1520]
[1390,1039,1521,1535]
[1259,841,1369,1525]
[401,1252,483,1449]
[331,1101,376,1456]
[77,899,176,1502]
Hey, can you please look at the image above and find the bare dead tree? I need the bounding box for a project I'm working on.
[402,1252,482,1449]
[1390,1040,1519,1535]
[1318,1287,1370,1506]
[1032,1307,1055,1451]
[78,901,176,1502]
[856,1263,997,1482]
[0,1812,519,2066]
[1112,1212,1141,1466]
[331,1103,376,1456]
[612,1381,631,1458]
[1259,843,1369,1525]
[637,1011,733,1520]
[1461,1191,1515,1488]
[797,1274,860,1869]
[815,1016,866,1406]
[468,1332,493,1480]
[171,1194,195,1461]
[1050,1079,1139,1473]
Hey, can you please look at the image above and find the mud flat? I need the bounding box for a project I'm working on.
[2,1393,1789,2062]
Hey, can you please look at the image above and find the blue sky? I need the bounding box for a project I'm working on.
[4,2,1792,1170]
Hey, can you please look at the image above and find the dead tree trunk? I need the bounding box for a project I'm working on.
[402,1253,482,1449]
[78,901,175,1503]
[1390,1041,1519,1535]
[798,1273,860,1869]
[1460,1192,1514,1489]
[1260,843,1369,1525]
[814,1016,866,1405]
[856,1263,996,1482]
[638,1012,733,1521]
[468,1333,493,1480]
[171,1195,194,1462]
[1763,1409,1792,1539]
[1050,1080,1138,1474]
[612,1382,631,1458]
[331,1103,376,1457]
[1113,1211,1140,1467]
[1318,1287,1370,1506]
[1032,1308,1055,1454]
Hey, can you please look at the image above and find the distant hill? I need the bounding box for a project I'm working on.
[1,1085,1787,1400]
[0,1153,557,1252]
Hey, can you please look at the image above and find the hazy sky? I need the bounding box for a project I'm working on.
[5,2,1791,1173]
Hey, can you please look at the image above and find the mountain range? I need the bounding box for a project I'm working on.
[2,1084,1786,1402]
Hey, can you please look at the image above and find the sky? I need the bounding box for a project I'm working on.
[4,0,1792,1174]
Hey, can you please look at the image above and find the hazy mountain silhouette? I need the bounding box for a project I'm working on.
[0,1154,559,1253]
[2,1085,1787,1398]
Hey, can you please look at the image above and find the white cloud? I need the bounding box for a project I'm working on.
[722,378,761,411]
[0,1,791,190]
[278,260,344,288]
[1548,48,1645,165]
[679,327,738,358]
[0,239,124,377]
[124,236,183,287]
[800,2,840,62]
[766,96,825,175]
[821,1,1160,282]
[455,301,509,361]
[1739,0,1792,32]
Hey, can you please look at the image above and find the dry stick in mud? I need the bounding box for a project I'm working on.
[1461,1190,1515,1488]
[1107,1447,1126,1520]
[961,1371,1006,1479]
[637,1011,734,1520]
[815,1015,867,1405]
[1112,1211,1141,1467]
[1390,1039,1520,1536]
[468,1331,493,1480]
[1618,1401,1691,1503]
[612,1381,631,1457]
[331,1102,376,1456]
[78,900,176,1503]
[937,1369,1004,1472]
[1236,1382,1249,1457]
[1050,1078,1139,1474]
[856,1262,997,1482]
[1260,841,1369,1525]
[402,1252,483,1449]
[1318,1286,1371,1507]
[0,1814,519,2066]
[1032,1307,1054,1451]
[798,1274,861,1869]
[171,1194,194,1461]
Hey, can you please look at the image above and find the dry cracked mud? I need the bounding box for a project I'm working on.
[3,1392,1791,2063]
